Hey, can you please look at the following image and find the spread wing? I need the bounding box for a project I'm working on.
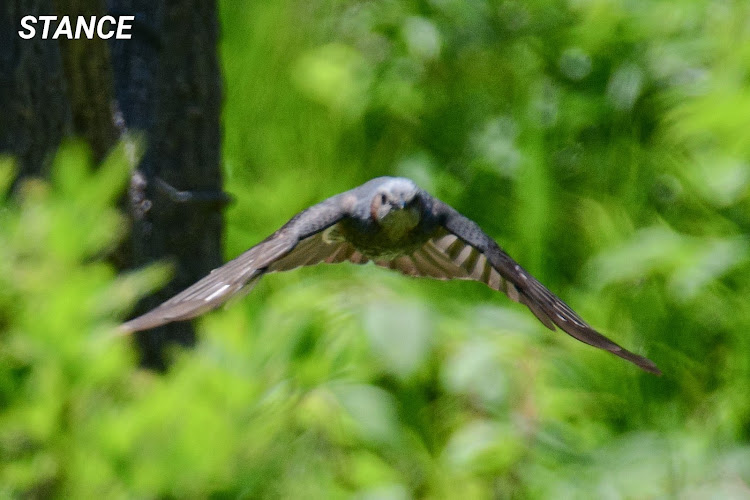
[119,195,354,333]
[376,197,660,375]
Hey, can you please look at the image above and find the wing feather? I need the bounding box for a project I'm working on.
[120,195,351,333]
[427,200,660,375]
[375,195,660,375]
[268,232,360,271]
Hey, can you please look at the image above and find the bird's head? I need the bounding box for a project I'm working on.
[370,178,421,235]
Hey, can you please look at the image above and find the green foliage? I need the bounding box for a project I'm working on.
[3,0,750,497]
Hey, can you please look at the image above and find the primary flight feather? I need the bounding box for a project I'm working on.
[121,177,660,375]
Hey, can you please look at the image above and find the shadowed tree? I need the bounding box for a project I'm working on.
[1,0,227,370]
[0,0,71,180]
[109,0,226,370]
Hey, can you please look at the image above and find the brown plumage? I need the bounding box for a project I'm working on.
[120,177,660,375]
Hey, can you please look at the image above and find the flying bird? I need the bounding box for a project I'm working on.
[121,177,660,374]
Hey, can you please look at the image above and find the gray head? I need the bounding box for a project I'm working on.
[370,177,420,222]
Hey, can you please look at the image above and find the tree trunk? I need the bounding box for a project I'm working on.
[0,0,71,179]
[110,0,225,370]
[54,0,119,162]
[2,0,226,371]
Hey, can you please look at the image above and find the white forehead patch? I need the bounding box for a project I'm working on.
[379,177,418,198]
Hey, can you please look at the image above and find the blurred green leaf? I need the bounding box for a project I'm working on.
[363,301,433,380]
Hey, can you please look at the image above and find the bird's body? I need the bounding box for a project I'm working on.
[335,179,434,259]
[121,176,661,375]
[333,217,428,260]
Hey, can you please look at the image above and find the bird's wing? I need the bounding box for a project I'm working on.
[267,226,370,272]
[119,195,353,333]
[375,198,660,375]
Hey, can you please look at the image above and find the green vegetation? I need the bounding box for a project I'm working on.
[2,0,750,497]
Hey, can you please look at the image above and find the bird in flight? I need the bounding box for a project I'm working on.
[121,177,660,374]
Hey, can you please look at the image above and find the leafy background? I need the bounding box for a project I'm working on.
[2,0,750,497]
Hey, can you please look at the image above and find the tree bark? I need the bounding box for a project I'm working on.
[110,0,225,370]
[54,0,119,162]
[0,0,71,179]
[2,0,226,371]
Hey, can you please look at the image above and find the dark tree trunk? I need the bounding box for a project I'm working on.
[110,0,225,370]
[2,0,226,371]
[0,0,71,179]
[54,0,119,162]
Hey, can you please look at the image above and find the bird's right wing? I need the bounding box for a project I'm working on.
[119,194,352,333]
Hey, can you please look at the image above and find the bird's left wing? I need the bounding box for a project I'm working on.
[119,194,353,333]
[376,196,660,375]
